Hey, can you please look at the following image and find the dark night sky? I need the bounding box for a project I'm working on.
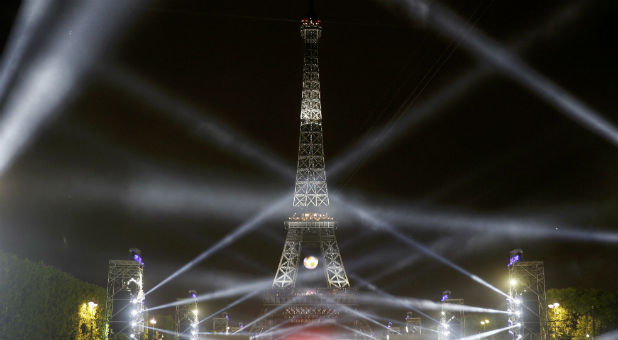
[0,0,616,325]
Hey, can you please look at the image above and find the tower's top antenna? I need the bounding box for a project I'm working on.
[302,0,320,23]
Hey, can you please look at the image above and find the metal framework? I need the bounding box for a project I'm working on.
[293,13,328,208]
[508,250,548,340]
[272,10,349,291]
[444,298,465,339]
[405,312,422,335]
[263,288,357,325]
[438,291,465,340]
[212,313,230,334]
[175,292,199,340]
[104,259,145,340]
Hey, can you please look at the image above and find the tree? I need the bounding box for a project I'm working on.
[546,288,617,340]
[0,251,106,339]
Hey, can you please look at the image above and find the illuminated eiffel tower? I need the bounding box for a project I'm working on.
[261,3,356,330]
[271,7,350,291]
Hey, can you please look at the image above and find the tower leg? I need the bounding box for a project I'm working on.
[273,228,302,288]
[320,228,350,288]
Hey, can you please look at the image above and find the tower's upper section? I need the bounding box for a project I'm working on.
[299,11,322,121]
[292,7,330,209]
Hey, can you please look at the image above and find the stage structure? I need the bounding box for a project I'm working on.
[213,312,230,334]
[175,290,199,340]
[438,291,464,340]
[507,249,548,340]
[104,248,145,340]
[405,312,423,335]
[258,3,362,338]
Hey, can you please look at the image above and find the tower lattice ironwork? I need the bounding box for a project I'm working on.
[292,7,329,209]
[175,290,199,340]
[272,8,350,291]
[260,7,364,337]
[104,255,145,340]
[507,249,548,340]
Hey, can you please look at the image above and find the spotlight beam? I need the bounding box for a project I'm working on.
[338,304,399,334]
[365,237,457,283]
[350,273,439,323]
[0,1,138,176]
[452,324,519,340]
[145,326,192,340]
[355,292,509,314]
[365,203,618,244]
[394,0,618,145]
[329,1,607,177]
[596,330,618,340]
[145,196,288,295]
[104,67,295,180]
[197,290,259,325]
[255,318,296,338]
[146,277,271,312]
[234,296,301,334]
[0,0,50,102]
[318,294,400,334]
[335,193,510,298]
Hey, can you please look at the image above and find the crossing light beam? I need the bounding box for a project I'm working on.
[0,1,138,176]
[393,0,618,145]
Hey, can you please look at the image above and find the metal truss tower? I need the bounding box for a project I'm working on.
[263,5,360,334]
[507,249,548,340]
[213,313,230,334]
[405,312,422,335]
[272,2,349,292]
[438,290,465,340]
[175,290,199,340]
[104,249,145,340]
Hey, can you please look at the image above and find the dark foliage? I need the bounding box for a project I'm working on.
[0,251,106,339]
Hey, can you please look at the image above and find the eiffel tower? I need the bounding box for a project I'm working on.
[261,3,357,333]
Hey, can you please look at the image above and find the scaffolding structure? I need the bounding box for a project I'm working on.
[405,312,422,335]
[212,313,230,334]
[175,291,199,340]
[104,254,145,340]
[438,290,464,340]
[508,249,548,340]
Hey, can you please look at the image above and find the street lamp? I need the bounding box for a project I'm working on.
[149,318,157,340]
[548,302,560,339]
[87,302,98,340]
[480,320,490,340]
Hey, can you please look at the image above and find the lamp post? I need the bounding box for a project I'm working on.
[548,302,559,339]
[480,319,490,340]
[149,318,157,340]
[87,302,98,340]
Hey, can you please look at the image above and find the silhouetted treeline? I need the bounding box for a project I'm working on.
[0,251,105,339]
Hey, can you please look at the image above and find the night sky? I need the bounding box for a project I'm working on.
[0,0,616,324]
